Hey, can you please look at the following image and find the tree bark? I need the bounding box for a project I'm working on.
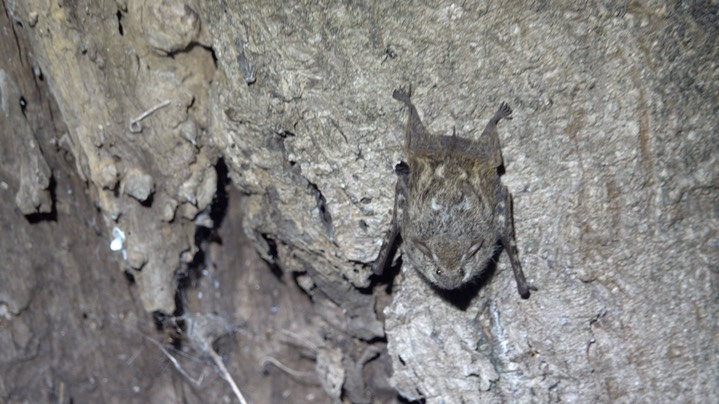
[1,0,717,402]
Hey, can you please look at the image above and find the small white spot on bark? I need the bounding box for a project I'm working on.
[434,164,446,178]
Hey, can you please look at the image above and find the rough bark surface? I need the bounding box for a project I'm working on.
[1,0,717,403]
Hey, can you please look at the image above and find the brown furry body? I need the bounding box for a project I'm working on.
[374,87,532,298]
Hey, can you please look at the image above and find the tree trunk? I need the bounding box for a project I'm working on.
[1,0,717,402]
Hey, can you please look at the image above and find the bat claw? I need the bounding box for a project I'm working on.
[392,84,413,105]
[495,102,512,121]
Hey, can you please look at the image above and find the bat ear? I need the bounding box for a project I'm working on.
[411,238,433,258]
[466,239,485,258]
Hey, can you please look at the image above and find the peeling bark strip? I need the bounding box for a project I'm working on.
[0,69,54,217]
[9,0,218,315]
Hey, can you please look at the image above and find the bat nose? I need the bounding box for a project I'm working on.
[433,266,464,289]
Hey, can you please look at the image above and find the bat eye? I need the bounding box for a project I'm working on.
[435,268,443,276]
[466,239,485,258]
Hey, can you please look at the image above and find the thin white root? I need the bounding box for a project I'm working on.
[206,347,248,404]
[183,312,249,403]
[143,335,208,386]
[260,356,316,381]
